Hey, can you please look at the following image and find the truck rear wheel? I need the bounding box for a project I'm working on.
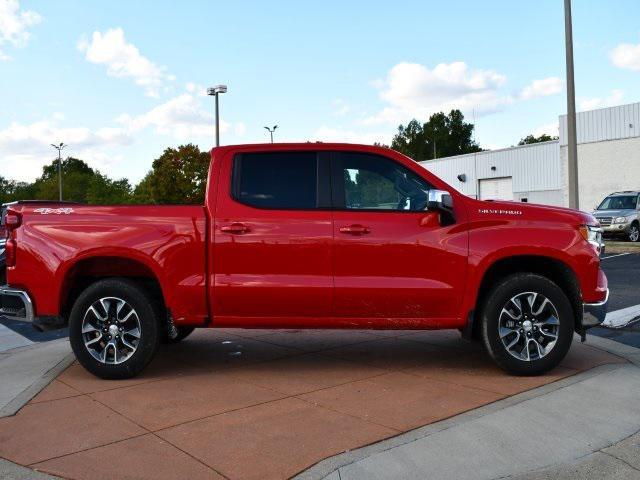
[481,273,573,376]
[69,278,160,379]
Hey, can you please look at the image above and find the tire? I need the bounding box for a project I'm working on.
[162,326,195,344]
[629,222,639,243]
[69,278,160,379]
[480,273,574,376]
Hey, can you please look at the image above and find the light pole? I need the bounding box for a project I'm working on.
[264,125,278,143]
[207,85,227,147]
[50,143,66,201]
[564,0,579,209]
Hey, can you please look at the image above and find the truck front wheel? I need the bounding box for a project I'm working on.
[69,278,160,379]
[481,273,574,376]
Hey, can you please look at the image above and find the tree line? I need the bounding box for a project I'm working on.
[0,110,557,205]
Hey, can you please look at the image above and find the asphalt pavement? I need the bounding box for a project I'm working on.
[591,253,640,349]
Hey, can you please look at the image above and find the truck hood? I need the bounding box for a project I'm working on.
[468,198,597,226]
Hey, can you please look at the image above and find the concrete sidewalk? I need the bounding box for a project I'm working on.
[0,338,74,417]
[297,336,640,480]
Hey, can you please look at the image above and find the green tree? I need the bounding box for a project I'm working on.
[87,174,133,205]
[391,110,481,161]
[518,134,558,145]
[0,177,36,204]
[32,157,95,202]
[133,144,209,204]
[1,158,134,205]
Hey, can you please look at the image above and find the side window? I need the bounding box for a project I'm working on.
[339,152,432,211]
[233,152,318,209]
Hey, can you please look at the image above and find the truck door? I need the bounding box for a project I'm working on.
[212,150,333,324]
[331,151,467,325]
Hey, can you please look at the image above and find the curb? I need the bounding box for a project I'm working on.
[0,350,75,418]
[294,334,640,480]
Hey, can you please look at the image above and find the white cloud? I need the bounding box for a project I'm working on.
[0,0,42,60]
[611,39,640,71]
[78,28,169,97]
[579,89,624,111]
[117,92,230,139]
[332,99,351,116]
[311,126,392,145]
[363,62,510,125]
[530,122,559,138]
[0,119,132,181]
[234,122,246,137]
[520,77,563,100]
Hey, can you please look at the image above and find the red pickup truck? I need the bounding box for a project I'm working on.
[1,143,608,379]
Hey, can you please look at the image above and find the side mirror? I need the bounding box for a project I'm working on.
[427,190,455,225]
[427,190,454,211]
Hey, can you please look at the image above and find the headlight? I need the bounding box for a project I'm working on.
[579,225,603,252]
[613,216,628,224]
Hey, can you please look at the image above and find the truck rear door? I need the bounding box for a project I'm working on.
[212,150,333,324]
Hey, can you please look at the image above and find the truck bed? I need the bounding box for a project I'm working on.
[6,203,208,325]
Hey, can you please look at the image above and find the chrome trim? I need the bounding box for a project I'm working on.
[0,286,34,323]
[582,289,609,329]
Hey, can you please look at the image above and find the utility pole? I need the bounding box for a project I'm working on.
[264,125,278,143]
[564,0,579,209]
[207,85,228,147]
[50,143,66,201]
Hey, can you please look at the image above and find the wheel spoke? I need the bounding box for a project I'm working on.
[121,336,136,350]
[119,309,136,324]
[521,339,531,361]
[532,297,550,316]
[82,322,100,334]
[501,308,521,321]
[124,327,141,339]
[87,305,106,322]
[500,326,516,339]
[538,328,558,340]
[505,332,521,350]
[85,335,103,347]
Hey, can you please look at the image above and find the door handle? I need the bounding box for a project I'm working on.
[220,223,250,234]
[339,224,370,235]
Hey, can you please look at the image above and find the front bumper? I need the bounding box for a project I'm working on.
[581,289,609,329]
[601,223,631,235]
[0,286,34,323]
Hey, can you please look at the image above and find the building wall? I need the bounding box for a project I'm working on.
[560,136,640,211]
[560,102,640,145]
[420,102,640,210]
[419,141,563,205]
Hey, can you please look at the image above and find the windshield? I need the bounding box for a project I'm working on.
[597,195,638,210]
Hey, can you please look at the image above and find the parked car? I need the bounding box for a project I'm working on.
[592,191,640,242]
[0,143,608,379]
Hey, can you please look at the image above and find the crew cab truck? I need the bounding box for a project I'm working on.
[1,143,608,379]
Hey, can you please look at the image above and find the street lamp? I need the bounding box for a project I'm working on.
[264,125,278,143]
[50,143,66,201]
[207,85,227,147]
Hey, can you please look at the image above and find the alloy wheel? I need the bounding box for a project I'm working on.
[81,297,141,364]
[630,225,639,242]
[498,291,560,362]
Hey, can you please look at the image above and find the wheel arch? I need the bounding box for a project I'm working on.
[59,254,167,322]
[472,255,582,337]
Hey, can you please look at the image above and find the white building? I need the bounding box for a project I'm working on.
[420,102,640,211]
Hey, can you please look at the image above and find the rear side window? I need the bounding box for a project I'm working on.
[233,152,318,209]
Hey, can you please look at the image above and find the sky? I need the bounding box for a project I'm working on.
[1,0,639,184]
